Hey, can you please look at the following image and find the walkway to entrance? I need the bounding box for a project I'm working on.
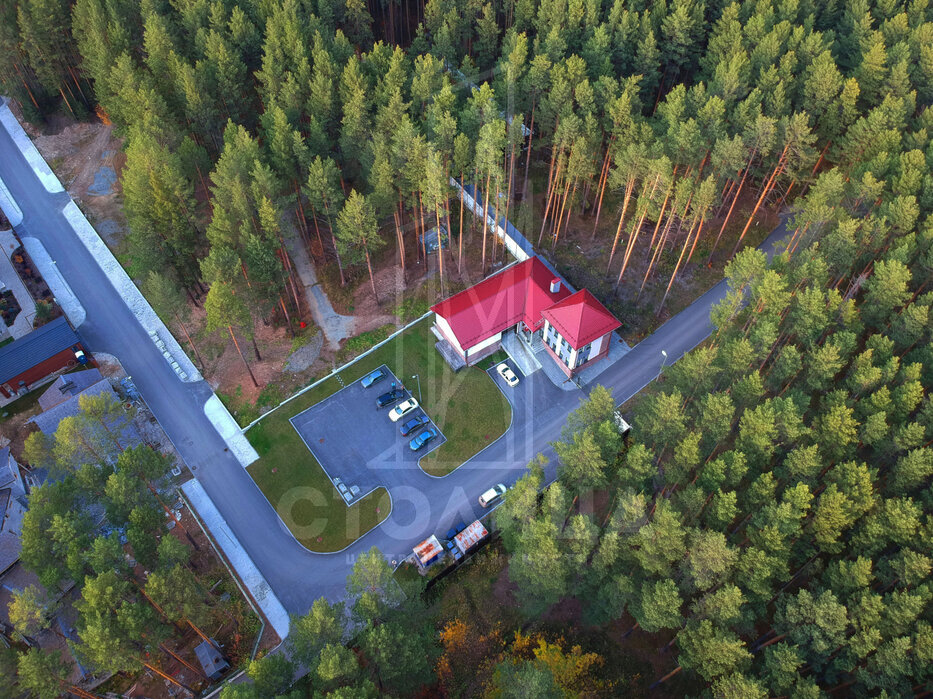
[501,330,541,377]
[536,331,632,391]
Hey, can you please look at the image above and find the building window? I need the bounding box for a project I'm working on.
[575,343,592,368]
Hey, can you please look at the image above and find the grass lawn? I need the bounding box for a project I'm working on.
[246,318,511,552]
[0,385,44,421]
[0,366,93,422]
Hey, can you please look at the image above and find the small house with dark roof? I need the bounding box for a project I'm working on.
[195,640,230,681]
[0,447,27,576]
[28,374,140,454]
[0,317,85,399]
[430,256,621,377]
[38,368,103,411]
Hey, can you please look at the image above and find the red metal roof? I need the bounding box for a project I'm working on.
[430,257,573,349]
[453,520,488,553]
[541,289,621,349]
[414,535,443,565]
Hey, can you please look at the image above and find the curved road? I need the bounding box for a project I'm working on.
[0,119,790,625]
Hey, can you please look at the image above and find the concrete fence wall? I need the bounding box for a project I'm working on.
[451,178,533,263]
[241,310,434,432]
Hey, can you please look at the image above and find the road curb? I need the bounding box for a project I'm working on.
[0,101,64,194]
[20,236,86,328]
[61,201,202,382]
[0,174,23,226]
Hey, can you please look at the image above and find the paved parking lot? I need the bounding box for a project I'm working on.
[289,365,446,502]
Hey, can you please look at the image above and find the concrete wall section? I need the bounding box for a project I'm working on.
[465,330,502,360]
[0,175,23,226]
[0,101,64,193]
[204,395,259,467]
[572,335,612,374]
[466,338,502,366]
[61,202,202,383]
[590,333,604,356]
[181,479,289,640]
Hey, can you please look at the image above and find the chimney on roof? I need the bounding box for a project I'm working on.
[60,380,75,394]
[550,277,561,294]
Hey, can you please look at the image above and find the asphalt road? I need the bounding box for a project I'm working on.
[0,120,791,619]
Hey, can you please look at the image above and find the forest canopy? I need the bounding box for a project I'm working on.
[3,0,933,695]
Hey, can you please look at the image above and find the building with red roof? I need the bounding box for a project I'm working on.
[431,257,621,377]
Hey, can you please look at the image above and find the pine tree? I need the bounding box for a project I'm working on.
[336,190,384,302]
[205,281,259,387]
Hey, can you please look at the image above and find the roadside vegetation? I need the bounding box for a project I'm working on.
[11,395,265,697]
[246,318,510,552]
[232,217,933,695]
[3,0,933,694]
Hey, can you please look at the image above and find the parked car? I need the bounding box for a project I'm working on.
[361,368,386,388]
[376,388,406,408]
[478,483,508,507]
[496,362,519,387]
[409,428,438,451]
[389,398,419,422]
[400,414,430,436]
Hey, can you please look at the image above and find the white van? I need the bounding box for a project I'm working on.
[478,483,507,507]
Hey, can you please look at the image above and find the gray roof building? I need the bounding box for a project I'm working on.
[0,448,26,575]
[38,368,104,411]
[194,640,230,681]
[0,317,81,385]
[29,378,140,450]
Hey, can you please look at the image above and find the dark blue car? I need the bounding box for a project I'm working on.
[376,388,406,408]
[409,428,437,451]
[361,368,385,388]
[399,414,430,436]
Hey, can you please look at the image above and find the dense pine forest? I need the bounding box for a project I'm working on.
[3,0,933,696]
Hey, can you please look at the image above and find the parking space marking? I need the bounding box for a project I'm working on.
[288,364,448,504]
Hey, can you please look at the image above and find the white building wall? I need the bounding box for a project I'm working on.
[543,319,577,367]
[589,334,604,356]
[466,331,502,358]
[434,314,465,355]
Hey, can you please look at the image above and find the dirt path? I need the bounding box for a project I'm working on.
[22,110,127,247]
[282,221,356,350]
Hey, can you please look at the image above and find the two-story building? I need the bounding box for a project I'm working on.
[431,256,620,377]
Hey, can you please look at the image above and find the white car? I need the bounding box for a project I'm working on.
[496,363,519,387]
[389,398,419,422]
[479,483,508,507]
